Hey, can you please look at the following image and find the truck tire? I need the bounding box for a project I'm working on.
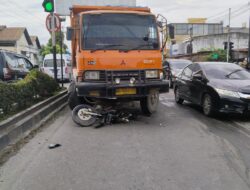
[140,90,159,115]
[68,89,82,110]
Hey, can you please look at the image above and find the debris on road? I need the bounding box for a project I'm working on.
[48,144,61,149]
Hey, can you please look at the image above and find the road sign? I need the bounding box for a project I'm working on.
[46,13,61,32]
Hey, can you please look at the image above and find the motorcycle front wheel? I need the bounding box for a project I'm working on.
[72,104,99,127]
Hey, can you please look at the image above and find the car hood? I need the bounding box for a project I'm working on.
[209,79,250,93]
[172,69,182,76]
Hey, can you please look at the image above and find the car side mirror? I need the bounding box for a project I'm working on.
[33,65,39,69]
[66,27,74,41]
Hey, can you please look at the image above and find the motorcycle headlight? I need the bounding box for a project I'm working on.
[84,71,100,80]
[146,70,158,79]
[215,88,240,98]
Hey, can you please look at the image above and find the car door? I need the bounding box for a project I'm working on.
[0,52,4,80]
[23,58,34,74]
[178,64,194,101]
[189,64,206,104]
[4,52,19,80]
[16,56,28,79]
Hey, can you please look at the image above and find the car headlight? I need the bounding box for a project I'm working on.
[146,70,158,79]
[215,88,240,98]
[84,71,100,80]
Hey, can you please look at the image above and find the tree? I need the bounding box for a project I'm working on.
[205,49,227,62]
[40,32,68,57]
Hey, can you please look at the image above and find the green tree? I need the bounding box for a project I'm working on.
[205,49,227,62]
[40,32,68,57]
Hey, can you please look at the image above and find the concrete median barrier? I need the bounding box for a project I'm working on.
[0,90,68,152]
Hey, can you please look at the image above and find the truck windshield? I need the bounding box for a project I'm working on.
[82,13,159,51]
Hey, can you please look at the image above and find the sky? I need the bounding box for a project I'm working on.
[0,0,249,46]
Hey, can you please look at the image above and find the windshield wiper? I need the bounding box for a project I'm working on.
[225,69,242,78]
[127,43,156,51]
[90,44,124,53]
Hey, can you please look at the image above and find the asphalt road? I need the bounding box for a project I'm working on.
[1,91,250,190]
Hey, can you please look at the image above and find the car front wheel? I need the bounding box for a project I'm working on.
[174,87,184,104]
[202,94,215,116]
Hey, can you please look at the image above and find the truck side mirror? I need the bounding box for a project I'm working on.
[157,21,163,28]
[168,24,175,39]
[66,27,74,41]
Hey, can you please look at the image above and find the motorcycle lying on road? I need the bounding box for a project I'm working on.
[72,104,134,128]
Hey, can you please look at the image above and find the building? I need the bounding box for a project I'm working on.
[0,25,41,65]
[167,18,224,57]
[30,36,42,65]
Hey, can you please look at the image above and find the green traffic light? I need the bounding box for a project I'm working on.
[45,2,53,12]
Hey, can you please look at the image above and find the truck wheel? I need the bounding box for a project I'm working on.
[68,89,81,110]
[140,90,159,115]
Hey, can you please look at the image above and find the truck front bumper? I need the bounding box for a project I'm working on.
[75,80,169,99]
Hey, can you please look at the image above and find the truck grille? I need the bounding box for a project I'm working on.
[105,70,145,82]
[82,70,146,83]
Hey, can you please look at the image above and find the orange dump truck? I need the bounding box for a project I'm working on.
[67,5,169,114]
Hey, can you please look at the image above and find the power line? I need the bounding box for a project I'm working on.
[0,2,45,25]
[6,0,44,22]
[207,3,250,22]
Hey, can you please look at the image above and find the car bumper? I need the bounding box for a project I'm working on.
[75,80,169,99]
[218,96,250,114]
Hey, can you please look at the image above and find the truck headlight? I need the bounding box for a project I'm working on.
[84,71,100,80]
[215,88,240,98]
[146,70,158,79]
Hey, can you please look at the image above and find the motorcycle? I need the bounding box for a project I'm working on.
[72,104,134,127]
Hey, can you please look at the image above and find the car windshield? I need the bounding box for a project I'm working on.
[44,59,65,67]
[170,61,191,70]
[82,13,159,51]
[202,63,250,80]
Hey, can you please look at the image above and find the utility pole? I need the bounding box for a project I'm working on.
[188,26,193,57]
[227,8,231,62]
[248,2,250,69]
[51,13,57,81]
[59,17,66,87]
[43,0,57,81]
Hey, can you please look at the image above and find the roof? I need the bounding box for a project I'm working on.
[71,5,151,15]
[170,22,222,25]
[192,32,249,39]
[0,26,32,46]
[30,36,41,49]
[196,62,231,65]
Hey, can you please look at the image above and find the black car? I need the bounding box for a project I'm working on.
[0,50,37,81]
[174,62,250,116]
[163,59,192,88]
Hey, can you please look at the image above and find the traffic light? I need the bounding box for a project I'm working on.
[42,0,54,13]
[229,42,234,51]
[229,42,234,58]
[223,42,228,50]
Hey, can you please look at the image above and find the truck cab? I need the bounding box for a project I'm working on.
[67,6,169,114]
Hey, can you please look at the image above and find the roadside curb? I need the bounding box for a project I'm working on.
[0,90,68,153]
